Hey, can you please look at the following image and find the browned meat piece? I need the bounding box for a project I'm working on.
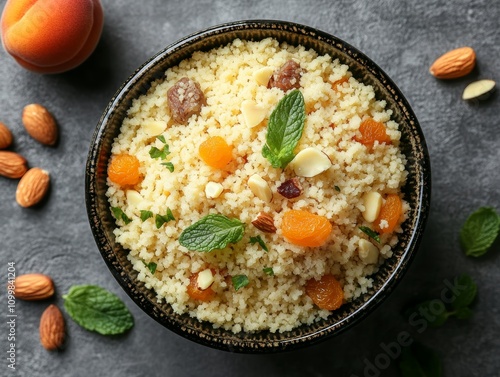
[167,77,206,124]
[267,60,303,91]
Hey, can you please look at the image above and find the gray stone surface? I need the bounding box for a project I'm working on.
[0,0,499,376]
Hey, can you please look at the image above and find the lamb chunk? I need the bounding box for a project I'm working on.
[167,77,206,124]
[267,60,303,91]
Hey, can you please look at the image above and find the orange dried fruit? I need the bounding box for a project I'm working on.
[354,118,391,147]
[108,154,141,187]
[281,210,332,247]
[199,136,233,169]
[331,77,349,90]
[306,274,344,310]
[187,272,215,302]
[374,194,403,234]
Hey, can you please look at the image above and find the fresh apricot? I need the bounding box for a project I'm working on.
[281,210,332,247]
[354,118,392,147]
[1,0,104,74]
[199,136,232,169]
[374,194,403,234]
[187,272,215,302]
[306,274,344,311]
[108,154,141,187]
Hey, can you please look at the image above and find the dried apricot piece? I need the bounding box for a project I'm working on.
[354,118,391,147]
[187,272,215,302]
[108,154,141,187]
[306,274,344,310]
[199,136,232,169]
[281,210,332,247]
[374,194,403,234]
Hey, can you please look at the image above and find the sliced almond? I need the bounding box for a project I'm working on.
[15,167,50,207]
[462,79,496,100]
[251,212,277,233]
[0,151,28,179]
[241,100,267,128]
[253,67,275,86]
[205,181,224,199]
[22,104,58,146]
[289,147,332,177]
[248,174,273,202]
[362,191,383,223]
[0,121,13,149]
[358,239,380,264]
[126,190,143,207]
[197,269,215,290]
[143,120,167,137]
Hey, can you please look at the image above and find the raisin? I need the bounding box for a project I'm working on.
[277,178,303,199]
[268,60,303,91]
[167,77,206,124]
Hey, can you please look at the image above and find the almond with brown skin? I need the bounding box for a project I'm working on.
[0,121,13,149]
[16,167,50,207]
[429,47,476,79]
[40,305,65,350]
[251,212,277,233]
[14,273,55,300]
[0,151,28,179]
[22,104,58,146]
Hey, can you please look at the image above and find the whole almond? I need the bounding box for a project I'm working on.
[14,273,55,300]
[22,104,58,146]
[40,305,65,350]
[0,151,28,179]
[429,47,476,79]
[0,121,13,149]
[16,167,50,207]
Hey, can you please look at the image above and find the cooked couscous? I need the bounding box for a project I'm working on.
[106,37,408,333]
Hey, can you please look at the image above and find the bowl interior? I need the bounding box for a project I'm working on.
[85,20,430,353]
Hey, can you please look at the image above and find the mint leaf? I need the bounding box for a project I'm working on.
[454,306,473,319]
[111,207,132,225]
[263,267,274,276]
[155,208,175,229]
[232,275,249,291]
[157,135,166,144]
[262,90,306,168]
[460,207,500,257]
[250,235,268,252]
[359,226,380,243]
[179,214,245,252]
[399,342,442,377]
[140,210,153,222]
[415,301,449,327]
[149,145,170,160]
[143,261,157,274]
[451,274,477,310]
[161,162,174,172]
[63,285,134,335]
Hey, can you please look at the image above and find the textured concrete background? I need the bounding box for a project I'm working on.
[0,0,499,376]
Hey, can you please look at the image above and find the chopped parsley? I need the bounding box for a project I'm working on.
[149,134,174,171]
[155,208,175,229]
[232,275,249,291]
[263,267,274,276]
[111,207,132,225]
[140,210,153,222]
[249,235,269,252]
[143,261,157,274]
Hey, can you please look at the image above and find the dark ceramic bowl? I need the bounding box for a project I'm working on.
[85,20,431,353]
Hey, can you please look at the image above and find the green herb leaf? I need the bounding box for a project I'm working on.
[262,90,306,168]
[149,144,170,160]
[155,208,175,229]
[334,185,341,192]
[143,261,157,274]
[399,342,442,377]
[454,306,473,319]
[63,285,134,335]
[157,135,166,144]
[232,275,249,291]
[359,226,380,243]
[451,274,477,310]
[111,207,132,225]
[460,207,500,257]
[263,267,274,276]
[140,210,153,222]
[415,301,449,327]
[161,162,174,172]
[250,235,269,252]
[179,214,245,252]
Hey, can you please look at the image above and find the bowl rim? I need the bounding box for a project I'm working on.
[85,19,431,353]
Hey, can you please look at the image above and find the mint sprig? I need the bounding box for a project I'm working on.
[63,285,134,335]
[179,214,245,252]
[262,90,306,168]
[460,207,500,257]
